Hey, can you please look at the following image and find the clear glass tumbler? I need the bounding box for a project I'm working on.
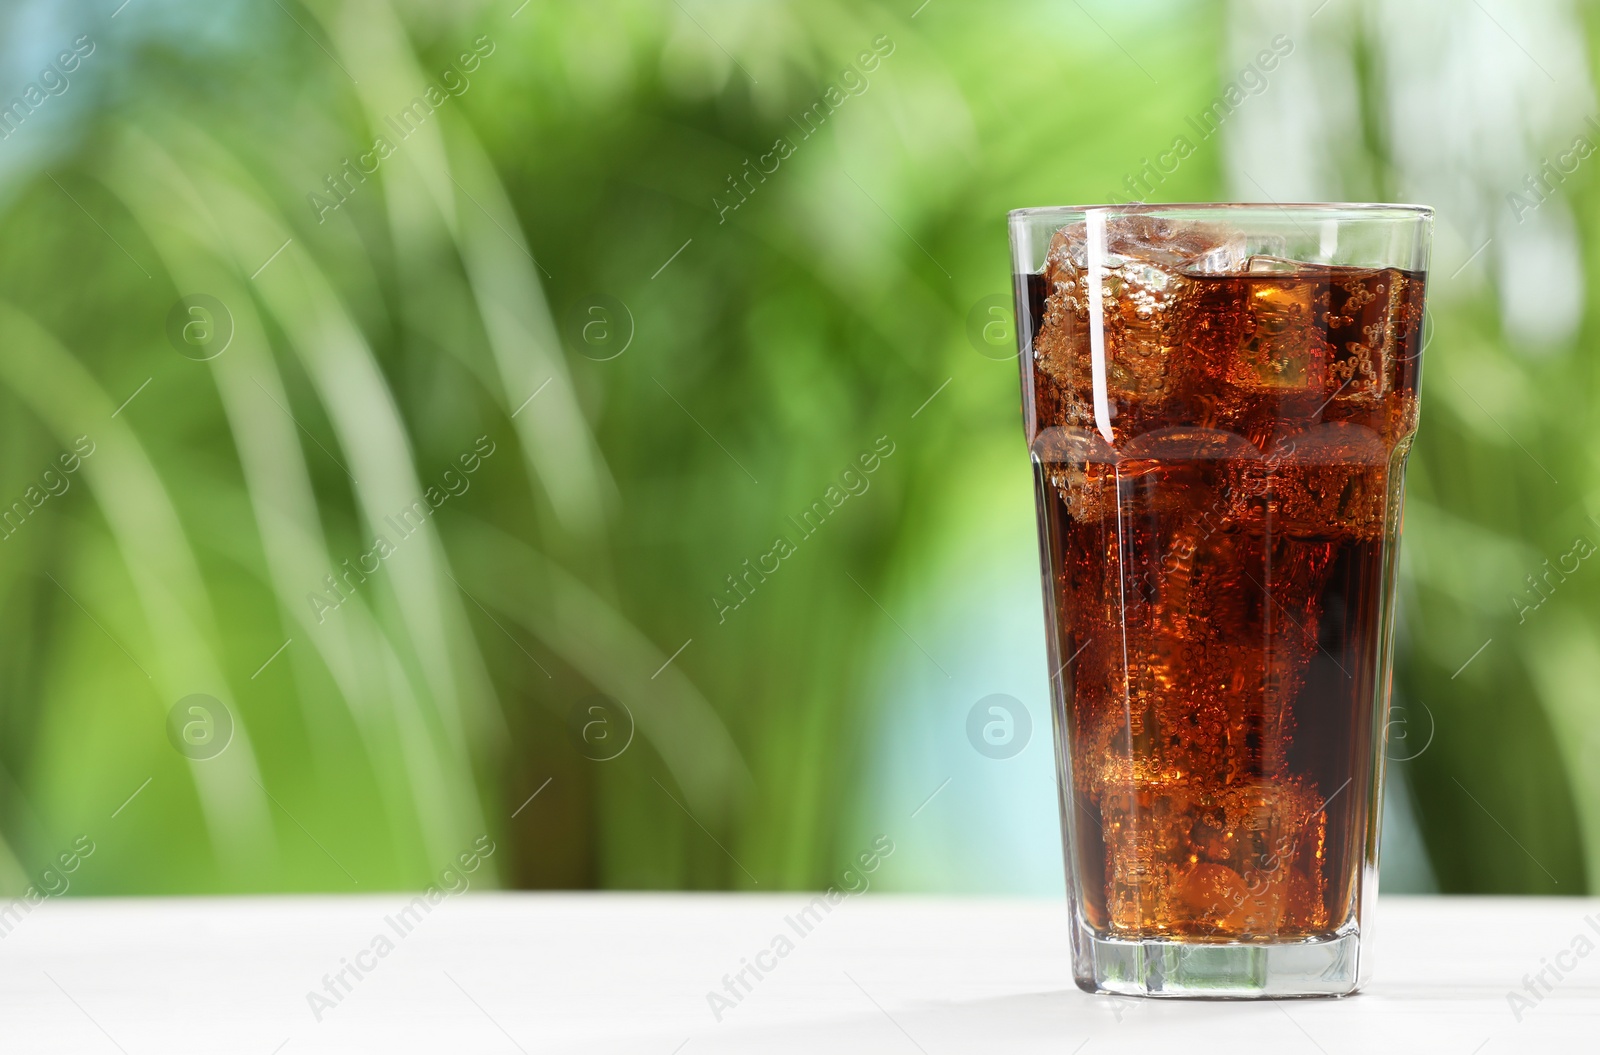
[1008,203,1432,997]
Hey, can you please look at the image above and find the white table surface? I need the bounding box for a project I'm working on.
[1,893,1594,1052]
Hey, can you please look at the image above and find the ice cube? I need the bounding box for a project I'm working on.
[1221,422,1392,540]
[1093,213,1249,273]
[1246,255,1314,273]
[1099,776,1329,938]
[1034,216,1251,425]
[1227,276,1330,391]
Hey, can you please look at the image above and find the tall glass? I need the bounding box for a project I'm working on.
[1008,204,1431,997]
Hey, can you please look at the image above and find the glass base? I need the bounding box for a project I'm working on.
[1073,922,1363,998]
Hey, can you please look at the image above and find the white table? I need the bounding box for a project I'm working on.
[1,894,1593,1052]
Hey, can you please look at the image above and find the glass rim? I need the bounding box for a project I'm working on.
[1008,201,1433,222]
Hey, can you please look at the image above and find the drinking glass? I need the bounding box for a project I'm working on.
[1008,203,1432,997]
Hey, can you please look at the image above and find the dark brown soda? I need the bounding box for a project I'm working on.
[1020,246,1425,942]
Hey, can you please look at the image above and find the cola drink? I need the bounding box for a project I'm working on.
[1010,205,1430,996]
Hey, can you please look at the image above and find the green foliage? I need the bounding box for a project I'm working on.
[0,0,1590,896]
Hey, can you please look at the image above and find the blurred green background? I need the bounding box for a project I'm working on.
[0,0,1592,898]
